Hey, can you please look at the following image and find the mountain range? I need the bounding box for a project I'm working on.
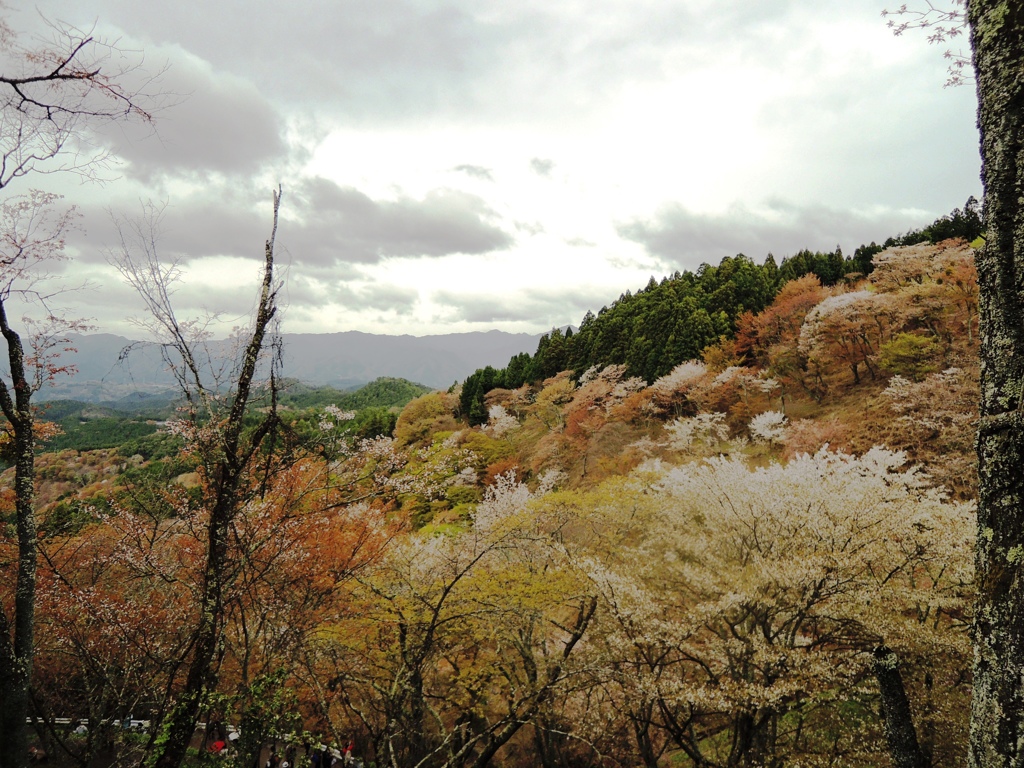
[42,330,545,402]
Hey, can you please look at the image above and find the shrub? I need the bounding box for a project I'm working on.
[879,333,940,381]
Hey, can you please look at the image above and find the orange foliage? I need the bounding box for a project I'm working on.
[611,388,658,425]
[484,385,533,419]
[29,452,395,738]
[870,239,978,348]
[735,275,828,367]
[0,419,62,463]
[483,457,524,486]
[700,337,740,373]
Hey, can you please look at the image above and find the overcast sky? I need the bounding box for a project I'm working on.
[7,0,981,338]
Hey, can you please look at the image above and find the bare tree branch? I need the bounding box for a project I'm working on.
[0,9,164,188]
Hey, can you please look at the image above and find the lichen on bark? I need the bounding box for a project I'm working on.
[968,2,1024,766]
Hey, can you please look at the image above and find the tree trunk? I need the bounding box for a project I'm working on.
[630,703,661,768]
[147,190,282,768]
[0,299,37,768]
[465,598,596,768]
[968,4,1024,767]
[151,500,234,767]
[872,646,927,768]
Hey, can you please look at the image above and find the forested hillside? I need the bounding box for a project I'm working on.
[2,235,981,768]
[460,198,983,424]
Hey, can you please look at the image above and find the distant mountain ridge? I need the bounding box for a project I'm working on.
[42,330,545,402]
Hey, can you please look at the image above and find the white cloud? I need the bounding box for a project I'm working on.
[6,0,982,339]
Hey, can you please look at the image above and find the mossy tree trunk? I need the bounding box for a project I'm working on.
[0,299,37,768]
[968,3,1024,767]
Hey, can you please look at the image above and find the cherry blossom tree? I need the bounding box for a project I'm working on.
[870,241,978,348]
[32,509,192,767]
[799,291,900,391]
[0,12,157,193]
[649,360,710,416]
[562,449,973,767]
[882,1,970,87]
[747,410,787,444]
[319,474,595,768]
[880,366,978,498]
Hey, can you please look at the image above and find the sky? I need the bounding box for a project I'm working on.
[5,0,981,339]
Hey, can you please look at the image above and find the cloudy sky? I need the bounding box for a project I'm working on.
[7,0,980,338]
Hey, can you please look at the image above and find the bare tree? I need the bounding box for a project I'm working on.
[0,9,157,190]
[0,193,89,768]
[0,10,155,766]
[110,188,284,768]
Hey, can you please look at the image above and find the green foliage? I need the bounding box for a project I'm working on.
[445,485,481,506]
[117,431,184,461]
[352,406,399,439]
[394,392,457,447]
[40,495,110,537]
[115,457,201,519]
[460,365,503,425]
[43,417,159,453]
[879,333,941,381]
[850,242,885,277]
[563,254,769,382]
[37,399,107,421]
[460,431,516,471]
[231,669,304,768]
[280,377,430,411]
[288,404,401,447]
[279,378,427,450]
[344,377,430,408]
[777,247,848,286]
[29,400,172,455]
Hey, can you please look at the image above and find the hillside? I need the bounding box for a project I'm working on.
[7,239,979,768]
[459,199,984,425]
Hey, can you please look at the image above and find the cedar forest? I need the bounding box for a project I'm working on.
[0,4,1018,768]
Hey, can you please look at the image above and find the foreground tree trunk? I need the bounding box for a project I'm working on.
[968,3,1024,767]
[0,195,88,768]
[139,190,283,768]
[872,646,927,768]
[0,13,153,763]
[0,306,37,768]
